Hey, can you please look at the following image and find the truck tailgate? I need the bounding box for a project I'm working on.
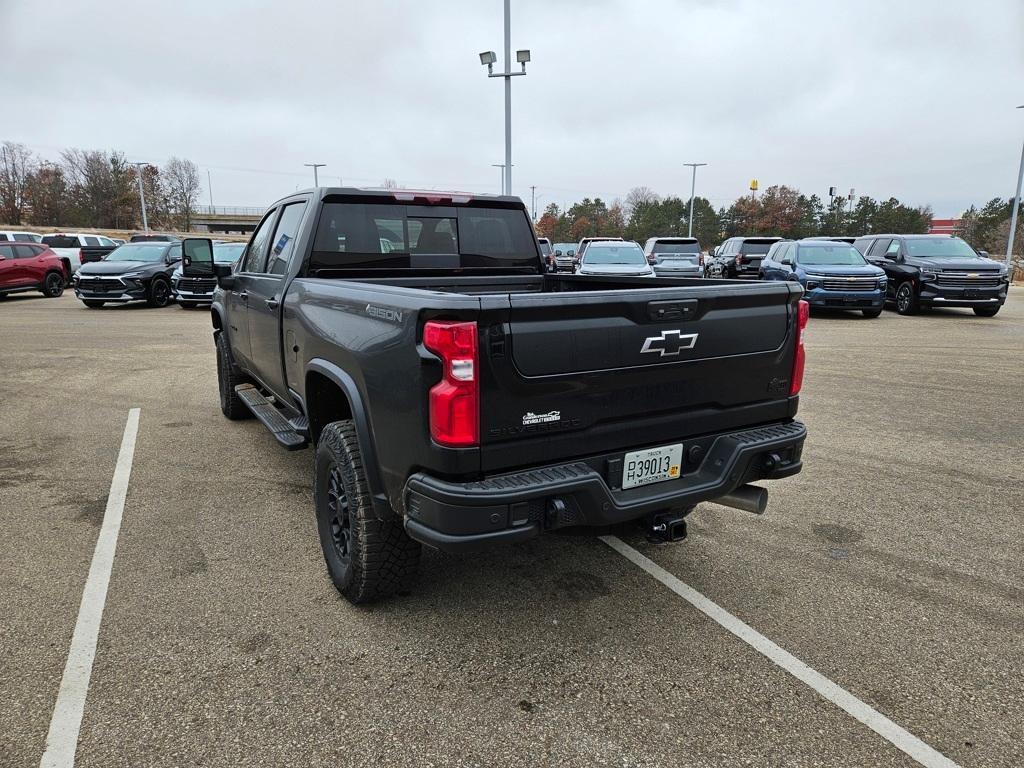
[478,281,801,472]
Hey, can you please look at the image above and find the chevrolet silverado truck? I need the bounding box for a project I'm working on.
[182,188,809,604]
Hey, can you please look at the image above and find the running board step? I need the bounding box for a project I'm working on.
[235,384,308,451]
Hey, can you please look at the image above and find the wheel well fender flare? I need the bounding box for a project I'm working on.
[305,358,390,517]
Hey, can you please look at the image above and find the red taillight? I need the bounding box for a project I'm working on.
[699,253,704,265]
[423,320,479,447]
[735,255,742,264]
[78,248,84,263]
[789,300,809,396]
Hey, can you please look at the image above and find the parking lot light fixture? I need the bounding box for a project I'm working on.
[304,163,326,187]
[130,162,149,233]
[683,163,707,238]
[478,0,529,195]
[1005,105,1024,271]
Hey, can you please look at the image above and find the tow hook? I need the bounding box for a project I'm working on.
[648,512,687,542]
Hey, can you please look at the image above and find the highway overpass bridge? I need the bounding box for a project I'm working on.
[191,205,264,234]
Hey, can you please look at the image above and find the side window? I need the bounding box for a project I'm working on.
[166,244,182,262]
[99,237,115,247]
[884,239,901,258]
[83,236,100,246]
[0,244,14,259]
[866,238,887,257]
[265,202,307,275]
[778,243,792,262]
[241,210,278,273]
[0,234,8,241]
[13,244,37,259]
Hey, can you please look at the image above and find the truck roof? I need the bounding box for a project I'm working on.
[292,187,525,206]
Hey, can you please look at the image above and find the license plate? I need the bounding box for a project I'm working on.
[622,443,683,489]
[964,289,979,298]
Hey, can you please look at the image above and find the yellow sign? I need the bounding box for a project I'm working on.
[750,179,759,191]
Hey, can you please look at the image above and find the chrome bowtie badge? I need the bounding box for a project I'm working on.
[641,330,698,357]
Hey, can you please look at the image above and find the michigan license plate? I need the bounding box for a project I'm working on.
[622,443,683,489]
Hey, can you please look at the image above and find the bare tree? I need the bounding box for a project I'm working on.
[164,157,202,231]
[381,178,398,189]
[0,142,37,224]
[623,186,660,219]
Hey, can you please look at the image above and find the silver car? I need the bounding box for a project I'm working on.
[643,237,703,277]
[575,241,656,278]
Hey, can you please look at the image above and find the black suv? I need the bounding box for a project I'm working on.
[707,237,782,278]
[73,241,181,308]
[853,234,1009,316]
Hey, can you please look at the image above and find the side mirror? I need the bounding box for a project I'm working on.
[0,255,6,262]
[567,249,575,257]
[182,238,214,276]
[978,250,989,258]
[554,250,562,257]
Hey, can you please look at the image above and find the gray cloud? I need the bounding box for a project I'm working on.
[2,0,1021,215]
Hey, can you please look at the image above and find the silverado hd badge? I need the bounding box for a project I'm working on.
[640,330,699,357]
[523,410,561,425]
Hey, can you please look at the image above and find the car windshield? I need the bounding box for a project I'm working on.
[104,244,166,262]
[652,240,700,255]
[553,243,575,254]
[213,243,245,264]
[904,237,980,258]
[796,244,867,266]
[583,243,646,265]
[739,241,774,255]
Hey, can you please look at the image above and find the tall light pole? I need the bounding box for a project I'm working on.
[304,163,326,187]
[207,169,214,209]
[130,162,149,232]
[1005,105,1024,272]
[683,163,707,238]
[478,0,530,196]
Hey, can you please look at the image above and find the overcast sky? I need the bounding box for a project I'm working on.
[2,0,1022,216]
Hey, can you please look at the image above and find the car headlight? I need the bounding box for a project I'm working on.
[918,267,939,281]
[121,271,145,278]
[805,279,819,289]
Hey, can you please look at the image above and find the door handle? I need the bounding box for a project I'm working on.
[265,297,280,310]
[238,291,248,302]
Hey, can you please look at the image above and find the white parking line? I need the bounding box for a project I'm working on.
[40,408,140,768]
[600,535,960,768]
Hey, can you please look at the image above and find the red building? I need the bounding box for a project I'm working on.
[928,218,960,235]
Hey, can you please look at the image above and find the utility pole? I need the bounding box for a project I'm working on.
[130,162,149,232]
[479,0,530,196]
[304,163,326,187]
[683,163,707,238]
[1005,105,1024,272]
[530,185,537,219]
[207,169,214,209]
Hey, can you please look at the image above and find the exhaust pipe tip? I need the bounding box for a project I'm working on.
[710,484,768,515]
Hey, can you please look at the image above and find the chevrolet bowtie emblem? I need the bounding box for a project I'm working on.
[641,330,699,357]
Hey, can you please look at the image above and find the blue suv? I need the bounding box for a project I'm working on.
[760,239,886,318]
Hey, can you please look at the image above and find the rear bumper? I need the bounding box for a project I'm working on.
[403,420,806,552]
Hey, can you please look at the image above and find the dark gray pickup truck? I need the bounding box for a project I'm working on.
[182,188,809,603]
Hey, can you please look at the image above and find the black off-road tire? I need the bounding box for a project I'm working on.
[973,305,1000,317]
[42,271,65,298]
[83,300,105,308]
[862,307,883,318]
[147,276,172,307]
[895,282,919,315]
[314,421,421,604]
[215,331,252,420]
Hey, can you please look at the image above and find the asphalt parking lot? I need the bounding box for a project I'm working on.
[1,292,1022,768]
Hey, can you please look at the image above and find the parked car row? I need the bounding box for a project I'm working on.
[535,230,1007,319]
[754,234,1008,318]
